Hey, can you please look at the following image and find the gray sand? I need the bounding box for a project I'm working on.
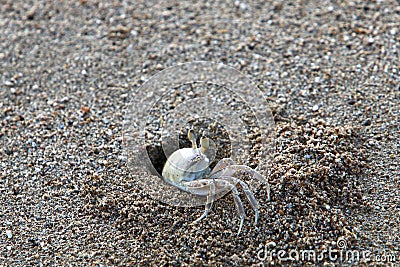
[1,0,399,266]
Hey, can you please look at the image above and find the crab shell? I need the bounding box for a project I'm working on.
[162,147,211,192]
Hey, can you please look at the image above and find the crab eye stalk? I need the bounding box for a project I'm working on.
[188,129,197,149]
[200,136,209,153]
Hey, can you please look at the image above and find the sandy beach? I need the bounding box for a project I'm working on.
[1,0,399,266]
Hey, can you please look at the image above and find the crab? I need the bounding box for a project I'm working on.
[162,129,271,234]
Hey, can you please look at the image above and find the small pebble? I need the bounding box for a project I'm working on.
[4,80,13,86]
[367,37,375,44]
[6,230,12,239]
[81,106,90,114]
[363,119,372,126]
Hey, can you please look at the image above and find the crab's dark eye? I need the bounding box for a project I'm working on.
[191,155,202,162]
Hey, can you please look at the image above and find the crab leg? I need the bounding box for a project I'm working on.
[212,165,271,201]
[183,179,229,223]
[192,179,215,224]
[230,184,245,235]
[183,178,246,234]
[210,160,268,224]
[219,177,260,225]
[209,158,235,176]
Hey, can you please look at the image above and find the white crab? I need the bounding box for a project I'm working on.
[162,130,271,234]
